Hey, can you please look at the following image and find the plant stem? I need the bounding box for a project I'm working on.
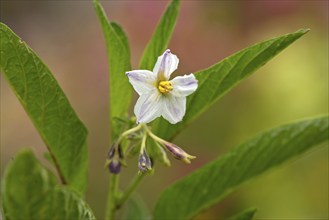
[144,124,167,144]
[117,123,143,145]
[117,173,145,208]
[105,174,119,220]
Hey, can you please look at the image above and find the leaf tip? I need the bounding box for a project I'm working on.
[298,28,310,35]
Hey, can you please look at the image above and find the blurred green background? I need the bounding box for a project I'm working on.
[1,1,328,219]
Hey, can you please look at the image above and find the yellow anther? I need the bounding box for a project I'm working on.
[141,162,146,167]
[158,81,173,94]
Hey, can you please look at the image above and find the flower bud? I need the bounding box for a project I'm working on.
[107,144,124,174]
[163,142,196,164]
[108,159,121,174]
[138,149,152,173]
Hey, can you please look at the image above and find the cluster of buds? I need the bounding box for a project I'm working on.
[106,123,196,174]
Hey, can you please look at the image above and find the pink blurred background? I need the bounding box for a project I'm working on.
[1,1,328,219]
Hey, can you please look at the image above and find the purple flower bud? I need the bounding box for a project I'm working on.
[107,144,125,174]
[109,159,121,174]
[138,149,152,173]
[163,142,196,164]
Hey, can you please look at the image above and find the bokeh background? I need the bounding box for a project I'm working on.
[1,0,328,219]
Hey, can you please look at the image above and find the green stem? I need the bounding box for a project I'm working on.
[116,128,146,208]
[116,123,143,145]
[140,129,148,154]
[117,173,145,208]
[105,174,119,220]
[144,124,167,143]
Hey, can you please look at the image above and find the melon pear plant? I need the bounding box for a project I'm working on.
[1,0,327,219]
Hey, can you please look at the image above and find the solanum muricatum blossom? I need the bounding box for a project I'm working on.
[126,49,198,124]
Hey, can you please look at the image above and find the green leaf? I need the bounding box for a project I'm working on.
[0,22,88,193]
[139,0,180,70]
[1,149,95,220]
[93,0,132,139]
[227,207,257,220]
[153,116,328,219]
[152,29,310,140]
[122,195,150,220]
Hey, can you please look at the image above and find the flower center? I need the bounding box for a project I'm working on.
[158,81,173,94]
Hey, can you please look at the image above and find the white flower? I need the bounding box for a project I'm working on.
[126,49,198,124]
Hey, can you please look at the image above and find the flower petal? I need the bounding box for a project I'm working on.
[134,92,163,124]
[126,70,157,95]
[170,74,198,97]
[162,95,186,124]
[153,49,179,80]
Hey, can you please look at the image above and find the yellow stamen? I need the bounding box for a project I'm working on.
[158,81,173,94]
